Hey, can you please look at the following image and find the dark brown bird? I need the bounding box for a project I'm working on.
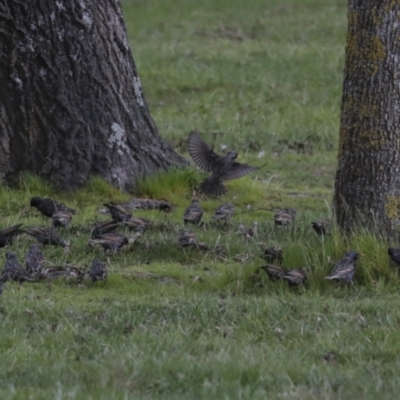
[88,258,108,282]
[260,247,283,264]
[388,247,400,267]
[103,202,132,222]
[26,227,69,248]
[183,199,203,225]
[1,251,34,283]
[25,244,44,275]
[187,131,258,196]
[325,250,359,284]
[90,233,128,254]
[30,197,77,218]
[281,269,307,286]
[260,264,288,281]
[178,231,197,248]
[213,202,235,221]
[52,211,74,228]
[122,217,153,233]
[274,208,296,227]
[311,220,331,235]
[0,224,25,248]
[91,220,120,239]
[43,266,84,281]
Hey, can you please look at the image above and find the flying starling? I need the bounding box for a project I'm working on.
[213,202,235,221]
[187,131,258,196]
[52,211,74,228]
[178,230,197,248]
[90,232,128,254]
[0,224,25,248]
[103,202,132,222]
[91,220,120,239]
[30,197,77,218]
[88,258,108,283]
[183,199,203,225]
[26,227,69,248]
[25,244,44,275]
[325,250,359,284]
[311,220,331,235]
[1,251,34,283]
[388,247,400,267]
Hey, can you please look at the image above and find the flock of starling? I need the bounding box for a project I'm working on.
[0,132,397,293]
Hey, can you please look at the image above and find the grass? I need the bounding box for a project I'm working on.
[3,0,400,399]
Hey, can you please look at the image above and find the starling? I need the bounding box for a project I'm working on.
[281,269,307,286]
[103,202,132,222]
[25,244,44,275]
[388,247,400,266]
[274,208,296,227]
[311,220,331,235]
[178,231,197,248]
[260,247,283,264]
[52,211,74,228]
[30,196,77,218]
[183,199,203,225]
[213,202,235,221]
[187,131,258,196]
[26,227,69,247]
[1,251,34,283]
[122,217,153,233]
[238,222,258,239]
[91,220,120,239]
[88,258,108,282]
[260,264,288,281]
[325,250,359,284]
[43,266,84,281]
[0,224,25,248]
[90,233,128,254]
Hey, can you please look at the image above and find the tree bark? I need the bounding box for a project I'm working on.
[0,0,187,191]
[333,0,400,236]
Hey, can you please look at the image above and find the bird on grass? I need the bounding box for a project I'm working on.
[178,231,197,248]
[1,251,34,284]
[260,264,288,281]
[26,227,69,248]
[103,202,132,222]
[52,211,74,228]
[183,199,203,225]
[311,220,331,235]
[88,258,108,283]
[260,246,283,264]
[43,266,84,281]
[0,224,25,248]
[91,220,120,239]
[213,202,235,222]
[25,244,44,276]
[325,250,359,284]
[30,197,77,218]
[187,131,258,196]
[274,208,296,227]
[281,269,307,286]
[122,217,153,233]
[388,247,400,267]
[90,232,128,254]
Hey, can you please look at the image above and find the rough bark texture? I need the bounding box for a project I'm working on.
[333,1,400,236]
[0,0,187,191]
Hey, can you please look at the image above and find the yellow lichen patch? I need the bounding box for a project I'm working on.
[385,195,400,220]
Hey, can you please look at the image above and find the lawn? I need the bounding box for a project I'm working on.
[2,1,400,399]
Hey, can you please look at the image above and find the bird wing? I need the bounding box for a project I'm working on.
[187,131,220,172]
[220,162,258,181]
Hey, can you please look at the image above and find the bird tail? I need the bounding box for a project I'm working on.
[200,179,227,197]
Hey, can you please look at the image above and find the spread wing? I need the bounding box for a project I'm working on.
[187,131,220,172]
[220,162,258,181]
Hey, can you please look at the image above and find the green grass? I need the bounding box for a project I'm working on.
[4,0,400,399]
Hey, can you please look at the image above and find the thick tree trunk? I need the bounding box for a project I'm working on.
[333,0,400,236]
[0,0,187,191]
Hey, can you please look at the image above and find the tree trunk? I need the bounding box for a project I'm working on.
[333,0,400,236]
[0,0,187,191]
